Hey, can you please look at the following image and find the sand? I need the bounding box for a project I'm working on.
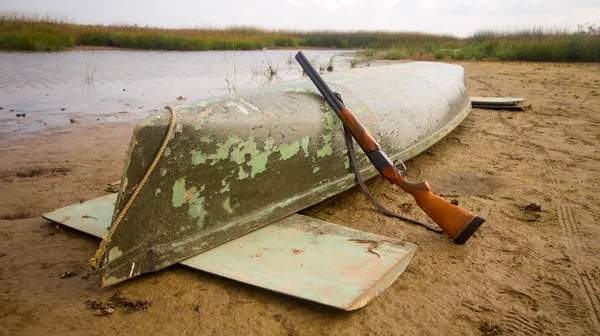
[1,61,599,335]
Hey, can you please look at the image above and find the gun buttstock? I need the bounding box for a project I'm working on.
[382,167,485,244]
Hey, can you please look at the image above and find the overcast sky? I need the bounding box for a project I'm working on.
[2,0,599,37]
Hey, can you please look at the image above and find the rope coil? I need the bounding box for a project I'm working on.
[89,105,178,270]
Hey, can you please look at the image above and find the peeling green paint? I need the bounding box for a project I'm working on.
[317,134,333,157]
[238,167,249,179]
[191,150,207,165]
[278,140,300,160]
[300,135,310,156]
[222,196,233,214]
[313,167,320,173]
[175,123,183,134]
[207,135,241,165]
[248,138,275,177]
[219,179,231,193]
[200,136,213,144]
[196,100,208,107]
[187,187,207,229]
[323,106,341,131]
[172,178,188,208]
[344,156,350,169]
[172,178,207,228]
[230,136,276,178]
[230,136,259,164]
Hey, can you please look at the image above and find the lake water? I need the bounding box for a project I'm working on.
[0,49,355,138]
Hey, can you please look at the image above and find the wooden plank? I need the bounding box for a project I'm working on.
[470,97,526,106]
[471,104,531,111]
[43,195,417,311]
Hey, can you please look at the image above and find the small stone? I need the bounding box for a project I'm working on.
[123,89,126,91]
[60,271,77,279]
[524,202,542,212]
[61,108,66,111]
[70,119,77,123]
[105,186,119,193]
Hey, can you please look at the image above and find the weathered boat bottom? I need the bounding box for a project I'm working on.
[92,62,473,286]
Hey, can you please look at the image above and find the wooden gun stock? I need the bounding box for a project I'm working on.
[381,166,484,244]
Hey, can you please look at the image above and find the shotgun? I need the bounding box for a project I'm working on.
[295,51,484,244]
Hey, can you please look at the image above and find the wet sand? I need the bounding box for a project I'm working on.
[1,61,600,335]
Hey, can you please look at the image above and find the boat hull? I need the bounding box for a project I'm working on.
[98,62,471,286]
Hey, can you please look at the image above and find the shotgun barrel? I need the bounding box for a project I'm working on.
[295,51,485,244]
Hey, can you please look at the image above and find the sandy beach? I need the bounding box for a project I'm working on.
[1,60,599,335]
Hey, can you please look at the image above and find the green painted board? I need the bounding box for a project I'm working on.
[43,194,417,311]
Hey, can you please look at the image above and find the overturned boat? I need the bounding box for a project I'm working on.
[63,62,471,289]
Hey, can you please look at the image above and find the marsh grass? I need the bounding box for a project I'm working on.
[1,13,599,62]
[81,62,98,84]
[262,58,278,78]
[433,49,449,59]
[369,26,600,62]
[451,44,486,60]
[383,48,406,60]
[0,28,74,51]
[326,54,338,71]
[0,12,458,52]
[224,52,237,93]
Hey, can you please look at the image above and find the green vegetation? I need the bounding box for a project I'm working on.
[368,26,600,62]
[434,50,448,59]
[451,44,486,60]
[1,13,599,62]
[469,26,600,62]
[383,48,406,60]
[349,57,371,68]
